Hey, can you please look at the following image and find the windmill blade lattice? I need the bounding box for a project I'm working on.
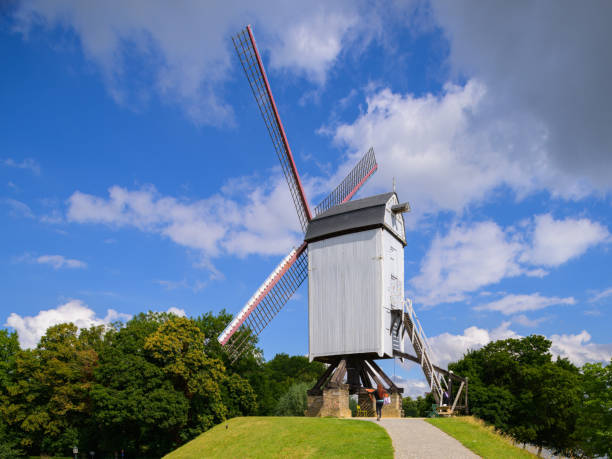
[233,26,312,233]
[219,243,308,361]
[314,148,378,216]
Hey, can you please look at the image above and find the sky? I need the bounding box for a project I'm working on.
[1,1,611,397]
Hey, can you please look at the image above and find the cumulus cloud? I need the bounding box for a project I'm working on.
[550,331,612,367]
[522,214,610,267]
[12,0,377,124]
[391,374,429,399]
[410,221,523,305]
[2,157,41,175]
[474,293,575,316]
[329,1,612,220]
[36,254,87,269]
[166,307,186,317]
[430,1,612,190]
[410,215,609,306]
[426,322,611,368]
[4,299,131,348]
[512,314,548,328]
[427,321,518,368]
[66,176,303,264]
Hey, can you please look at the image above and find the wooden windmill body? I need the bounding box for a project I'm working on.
[306,192,408,362]
[218,26,468,417]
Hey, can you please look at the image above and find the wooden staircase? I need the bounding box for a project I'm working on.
[400,299,444,404]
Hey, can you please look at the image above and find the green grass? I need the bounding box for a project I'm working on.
[426,416,537,459]
[163,417,393,459]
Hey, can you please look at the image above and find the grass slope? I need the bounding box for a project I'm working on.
[426,416,537,459]
[164,417,393,459]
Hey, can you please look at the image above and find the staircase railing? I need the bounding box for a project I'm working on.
[402,298,444,404]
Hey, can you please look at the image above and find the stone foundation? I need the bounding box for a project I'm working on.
[306,386,351,418]
[382,392,402,418]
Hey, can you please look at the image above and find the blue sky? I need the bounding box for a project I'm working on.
[2,1,611,396]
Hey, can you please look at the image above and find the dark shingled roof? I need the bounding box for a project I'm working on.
[304,192,406,245]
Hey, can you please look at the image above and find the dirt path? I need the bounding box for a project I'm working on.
[365,418,480,459]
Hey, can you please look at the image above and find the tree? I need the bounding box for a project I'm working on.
[274,381,312,416]
[0,330,23,458]
[254,354,325,415]
[573,359,612,458]
[92,312,257,457]
[402,394,435,417]
[0,324,100,455]
[449,335,582,454]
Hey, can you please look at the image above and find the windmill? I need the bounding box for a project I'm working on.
[218,26,468,417]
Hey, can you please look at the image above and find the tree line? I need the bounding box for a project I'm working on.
[0,311,324,458]
[1,312,609,458]
[448,335,611,458]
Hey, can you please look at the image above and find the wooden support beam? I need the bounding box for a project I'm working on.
[363,361,384,387]
[451,381,465,413]
[330,359,347,385]
[360,366,372,388]
[308,358,340,395]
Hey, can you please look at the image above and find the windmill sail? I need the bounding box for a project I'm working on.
[218,243,308,361]
[233,26,312,233]
[313,147,378,216]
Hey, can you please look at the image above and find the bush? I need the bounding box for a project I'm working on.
[274,381,313,416]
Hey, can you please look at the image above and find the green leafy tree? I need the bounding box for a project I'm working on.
[92,312,196,456]
[0,330,22,457]
[449,335,582,454]
[255,354,325,415]
[401,394,435,417]
[573,359,612,458]
[1,324,100,455]
[92,312,257,456]
[274,381,312,416]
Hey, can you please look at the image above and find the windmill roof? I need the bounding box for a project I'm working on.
[304,192,406,245]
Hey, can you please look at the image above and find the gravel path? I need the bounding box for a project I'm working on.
[365,418,480,459]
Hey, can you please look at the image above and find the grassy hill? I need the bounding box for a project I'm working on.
[427,416,538,458]
[163,417,393,459]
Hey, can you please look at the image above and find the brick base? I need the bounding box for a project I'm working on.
[382,392,402,418]
[306,386,352,418]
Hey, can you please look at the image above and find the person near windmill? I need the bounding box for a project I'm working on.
[367,384,389,421]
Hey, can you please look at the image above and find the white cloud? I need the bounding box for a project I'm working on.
[426,322,611,368]
[589,287,612,303]
[166,307,186,317]
[36,254,87,269]
[430,1,612,190]
[2,198,34,219]
[2,157,41,175]
[331,2,612,215]
[522,214,610,267]
[4,299,131,349]
[12,0,376,125]
[550,331,612,367]
[66,177,303,265]
[410,215,609,306]
[474,293,575,316]
[512,314,548,328]
[410,221,523,305]
[391,375,429,399]
[333,82,517,217]
[330,82,599,224]
[427,321,519,368]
